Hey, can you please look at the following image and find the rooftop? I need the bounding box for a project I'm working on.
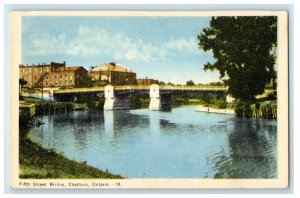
[92,62,133,72]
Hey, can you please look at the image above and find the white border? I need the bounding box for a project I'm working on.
[10,10,288,190]
[1,1,298,197]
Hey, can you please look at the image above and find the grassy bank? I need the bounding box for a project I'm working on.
[19,136,123,179]
[19,114,123,179]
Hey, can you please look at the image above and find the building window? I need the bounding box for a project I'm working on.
[65,74,68,78]
[34,76,37,80]
[55,75,57,79]
[60,74,62,78]
[70,80,72,83]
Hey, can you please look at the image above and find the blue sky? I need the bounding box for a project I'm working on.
[21,16,220,84]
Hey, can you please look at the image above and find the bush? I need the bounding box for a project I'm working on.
[242,101,252,117]
[130,95,142,109]
[233,100,244,116]
[233,99,252,117]
[215,99,227,109]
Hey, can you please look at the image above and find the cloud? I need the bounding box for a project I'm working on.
[163,37,199,53]
[25,26,200,63]
[27,33,67,56]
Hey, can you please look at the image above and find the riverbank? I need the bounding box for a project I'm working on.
[19,114,123,179]
[196,100,277,119]
[196,105,235,115]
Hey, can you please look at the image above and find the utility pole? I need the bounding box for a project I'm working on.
[41,64,44,100]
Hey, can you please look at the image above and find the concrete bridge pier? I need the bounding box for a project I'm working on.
[149,84,172,111]
[104,85,131,110]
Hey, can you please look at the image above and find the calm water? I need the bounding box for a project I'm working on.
[29,106,277,178]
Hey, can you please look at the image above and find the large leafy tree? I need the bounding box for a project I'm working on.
[198,16,277,101]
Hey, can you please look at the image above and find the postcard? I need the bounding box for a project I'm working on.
[10,11,288,189]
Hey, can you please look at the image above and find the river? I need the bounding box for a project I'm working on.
[28,106,277,178]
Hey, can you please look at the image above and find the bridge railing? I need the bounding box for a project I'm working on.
[52,85,276,97]
[114,85,150,91]
[53,85,228,94]
[54,86,105,93]
[160,85,228,91]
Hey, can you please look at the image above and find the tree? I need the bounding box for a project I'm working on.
[19,78,28,91]
[209,81,223,86]
[198,16,277,101]
[186,80,195,86]
[81,76,93,87]
[19,78,28,100]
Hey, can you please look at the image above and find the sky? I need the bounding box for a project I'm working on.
[21,16,220,84]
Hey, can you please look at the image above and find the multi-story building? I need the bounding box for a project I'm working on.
[137,78,159,86]
[89,62,137,85]
[19,62,88,88]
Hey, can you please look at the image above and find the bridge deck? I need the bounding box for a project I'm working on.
[53,85,228,94]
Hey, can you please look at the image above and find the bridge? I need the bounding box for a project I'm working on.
[52,85,227,111]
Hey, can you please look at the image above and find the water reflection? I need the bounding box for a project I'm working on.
[29,107,277,178]
[214,118,277,178]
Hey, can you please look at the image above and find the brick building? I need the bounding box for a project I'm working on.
[137,78,159,85]
[19,62,88,88]
[89,62,137,85]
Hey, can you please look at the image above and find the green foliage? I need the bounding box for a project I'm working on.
[75,95,105,110]
[186,80,195,86]
[215,99,227,109]
[198,16,277,101]
[81,76,93,87]
[130,95,142,109]
[233,100,252,117]
[19,93,24,101]
[201,93,216,106]
[209,81,223,86]
[172,96,189,106]
[19,78,28,87]
[19,110,33,132]
[23,97,74,114]
[259,102,277,119]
